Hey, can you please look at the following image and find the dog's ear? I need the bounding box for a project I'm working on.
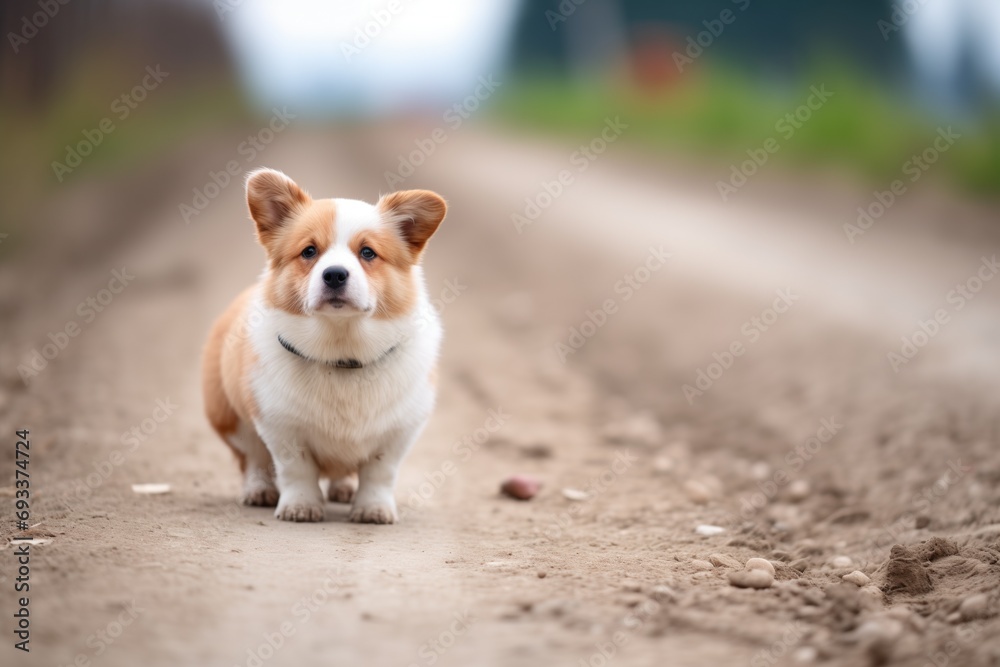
[377,190,447,257]
[246,168,310,245]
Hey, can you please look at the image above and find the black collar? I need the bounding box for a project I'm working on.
[277,334,397,369]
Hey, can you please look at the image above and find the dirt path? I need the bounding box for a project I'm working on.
[2,124,999,667]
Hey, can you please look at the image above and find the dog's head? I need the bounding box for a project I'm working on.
[246,168,446,320]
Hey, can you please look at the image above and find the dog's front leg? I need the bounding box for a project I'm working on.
[260,427,325,522]
[349,431,416,524]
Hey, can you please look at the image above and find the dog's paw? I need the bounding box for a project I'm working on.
[243,480,279,507]
[275,500,324,522]
[243,485,279,507]
[349,501,397,524]
[327,476,358,504]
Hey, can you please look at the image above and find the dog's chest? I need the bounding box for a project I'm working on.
[253,348,433,461]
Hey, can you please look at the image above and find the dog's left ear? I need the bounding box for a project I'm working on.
[377,190,447,257]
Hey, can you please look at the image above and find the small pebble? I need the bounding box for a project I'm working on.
[695,524,726,537]
[728,569,774,589]
[690,559,715,571]
[709,553,742,569]
[793,646,818,664]
[537,571,547,579]
[843,571,871,587]
[501,475,541,500]
[750,462,771,480]
[786,479,811,502]
[745,558,776,577]
[131,483,171,495]
[829,555,853,569]
[852,617,903,645]
[561,488,589,501]
[959,593,988,620]
[684,480,714,504]
[652,455,674,472]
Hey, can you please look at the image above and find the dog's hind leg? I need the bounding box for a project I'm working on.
[229,422,279,507]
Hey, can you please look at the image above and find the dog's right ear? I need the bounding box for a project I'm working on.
[246,168,310,245]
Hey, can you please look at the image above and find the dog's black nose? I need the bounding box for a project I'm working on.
[323,266,349,288]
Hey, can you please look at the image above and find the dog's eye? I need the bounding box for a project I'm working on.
[301,246,317,259]
[360,246,377,260]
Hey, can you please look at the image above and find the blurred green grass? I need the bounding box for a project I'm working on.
[0,55,250,253]
[490,64,1000,196]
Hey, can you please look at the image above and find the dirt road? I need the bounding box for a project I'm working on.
[2,123,999,667]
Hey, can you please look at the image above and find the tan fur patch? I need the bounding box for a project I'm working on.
[350,226,418,320]
[202,286,260,469]
[261,199,337,314]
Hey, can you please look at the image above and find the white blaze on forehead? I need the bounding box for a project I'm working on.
[331,198,382,243]
[305,198,383,313]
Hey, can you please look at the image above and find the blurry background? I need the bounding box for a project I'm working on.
[2,2,1000,666]
[2,0,1000,216]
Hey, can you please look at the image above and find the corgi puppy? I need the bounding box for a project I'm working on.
[202,168,446,524]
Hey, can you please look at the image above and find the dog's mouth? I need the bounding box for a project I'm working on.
[323,296,371,314]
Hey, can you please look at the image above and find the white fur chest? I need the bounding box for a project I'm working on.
[247,289,441,468]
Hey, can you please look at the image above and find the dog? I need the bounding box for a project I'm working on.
[202,168,446,524]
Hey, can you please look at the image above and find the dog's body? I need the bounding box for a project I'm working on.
[202,169,446,524]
